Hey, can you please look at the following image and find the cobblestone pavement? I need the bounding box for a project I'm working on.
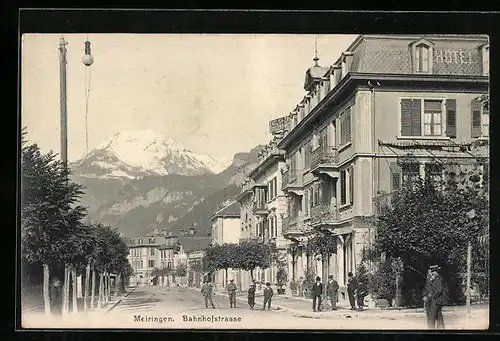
[20,286,489,330]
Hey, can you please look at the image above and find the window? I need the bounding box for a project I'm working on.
[340,108,352,145]
[481,44,489,76]
[401,98,457,138]
[423,100,442,136]
[304,140,312,169]
[411,39,433,74]
[150,248,155,256]
[425,163,443,184]
[402,162,420,185]
[349,167,354,204]
[471,98,489,138]
[416,44,430,72]
[340,170,347,205]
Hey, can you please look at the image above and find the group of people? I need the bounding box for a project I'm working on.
[200,279,274,310]
[309,272,367,312]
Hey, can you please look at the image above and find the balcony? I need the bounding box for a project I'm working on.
[310,203,340,227]
[253,201,269,216]
[281,169,304,195]
[282,216,308,237]
[311,145,340,178]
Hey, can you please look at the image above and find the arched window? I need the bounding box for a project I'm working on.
[410,38,434,74]
[416,44,430,72]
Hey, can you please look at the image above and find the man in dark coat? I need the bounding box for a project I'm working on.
[201,280,216,309]
[347,272,358,310]
[227,279,238,308]
[312,276,323,312]
[356,281,367,310]
[247,283,256,310]
[326,275,339,310]
[262,282,273,310]
[422,269,432,321]
[425,265,445,329]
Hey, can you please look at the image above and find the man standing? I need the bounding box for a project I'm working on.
[227,279,238,308]
[426,265,445,329]
[326,275,339,310]
[262,282,273,310]
[312,276,323,312]
[347,272,358,310]
[422,269,432,322]
[201,280,216,309]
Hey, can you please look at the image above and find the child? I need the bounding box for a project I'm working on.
[356,281,367,310]
[247,283,256,310]
[263,282,273,310]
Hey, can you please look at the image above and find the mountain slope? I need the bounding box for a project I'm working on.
[72,132,263,238]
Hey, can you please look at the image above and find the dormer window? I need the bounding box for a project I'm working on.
[410,38,434,74]
[480,43,489,76]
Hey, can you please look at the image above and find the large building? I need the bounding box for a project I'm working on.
[126,234,168,286]
[270,34,489,297]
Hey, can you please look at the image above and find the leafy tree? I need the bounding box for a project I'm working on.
[235,239,274,281]
[374,160,488,306]
[21,133,86,316]
[175,263,188,280]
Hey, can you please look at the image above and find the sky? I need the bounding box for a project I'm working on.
[21,34,357,160]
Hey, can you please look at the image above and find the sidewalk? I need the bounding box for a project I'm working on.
[212,289,489,319]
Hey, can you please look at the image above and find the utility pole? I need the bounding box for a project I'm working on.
[59,37,69,170]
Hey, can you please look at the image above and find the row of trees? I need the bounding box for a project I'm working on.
[203,239,278,284]
[21,129,133,317]
[370,156,489,307]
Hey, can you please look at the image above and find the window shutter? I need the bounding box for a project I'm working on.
[471,99,482,138]
[401,99,412,136]
[445,99,457,138]
[411,99,422,136]
[390,162,402,192]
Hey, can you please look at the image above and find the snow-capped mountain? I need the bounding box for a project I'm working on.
[73,130,233,179]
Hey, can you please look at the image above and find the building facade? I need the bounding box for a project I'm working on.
[210,201,241,289]
[275,34,489,297]
[126,234,168,286]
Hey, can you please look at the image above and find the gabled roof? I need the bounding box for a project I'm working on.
[210,200,240,220]
[178,237,212,254]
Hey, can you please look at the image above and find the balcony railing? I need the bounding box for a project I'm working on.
[282,169,303,190]
[282,216,307,235]
[310,203,339,225]
[311,145,339,169]
[253,201,268,214]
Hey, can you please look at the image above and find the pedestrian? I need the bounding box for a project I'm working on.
[356,281,367,310]
[312,276,323,312]
[426,265,445,329]
[227,279,238,308]
[50,277,62,315]
[262,282,273,310]
[347,272,358,310]
[326,275,339,310]
[247,283,256,310]
[201,280,216,309]
[422,269,432,322]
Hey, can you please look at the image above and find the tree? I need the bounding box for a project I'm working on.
[374,160,488,306]
[236,240,274,281]
[21,133,86,316]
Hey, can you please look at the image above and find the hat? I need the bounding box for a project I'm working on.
[230,279,234,282]
[266,282,271,286]
[429,265,441,271]
[328,275,333,279]
[316,276,321,281]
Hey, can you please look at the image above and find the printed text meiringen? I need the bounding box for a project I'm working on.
[134,315,174,323]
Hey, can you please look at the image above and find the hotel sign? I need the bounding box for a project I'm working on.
[434,50,477,64]
[269,116,290,135]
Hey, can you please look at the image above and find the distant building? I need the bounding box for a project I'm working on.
[210,201,241,289]
[126,234,168,287]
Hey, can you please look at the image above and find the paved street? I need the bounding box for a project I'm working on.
[21,286,489,330]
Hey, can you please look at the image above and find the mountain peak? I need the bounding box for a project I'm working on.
[75,130,232,179]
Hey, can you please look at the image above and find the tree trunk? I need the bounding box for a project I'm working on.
[250,268,254,281]
[98,272,103,309]
[71,268,77,315]
[62,264,70,318]
[116,274,121,297]
[225,268,228,287]
[42,263,51,316]
[90,269,96,309]
[84,262,90,312]
[103,271,107,304]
